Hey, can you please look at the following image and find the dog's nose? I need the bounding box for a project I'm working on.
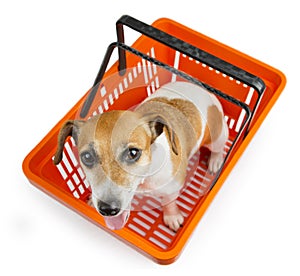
[98,200,121,216]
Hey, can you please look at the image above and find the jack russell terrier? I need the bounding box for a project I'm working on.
[54,81,229,232]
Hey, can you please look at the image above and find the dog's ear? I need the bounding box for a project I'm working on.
[53,120,84,165]
[144,114,178,155]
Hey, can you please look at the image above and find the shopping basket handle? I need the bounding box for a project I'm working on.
[116,15,265,95]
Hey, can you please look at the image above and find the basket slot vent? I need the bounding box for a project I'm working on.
[142,59,149,84]
[65,142,78,166]
[72,173,80,185]
[235,109,247,132]
[113,88,119,100]
[137,61,142,73]
[149,47,157,74]
[137,212,155,224]
[131,198,139,207]
[146,86,152,97]
[118,83,124,94]
[228,118,235,129]
[187,181,203,195]
[145,199,161,210]
[146,80,158,96]
[128,72,133,83]
[73,191,80,199]
[200,160,207,166]
[190,175,206,188]
[224,141,231,151]
[141,206,160,218]
[78,184,85,194]
[146,59,153,79]
[153,230,172,243]
[172,51,181,82]
[176,200,192,212]
[183,188,200,200]
[155,76,159,88]
[149,237,167,249]
[226,139,233,147]
[150,80,156,92]
[108,94,114,105]
[150,46,156,58]
[196,165,208,175]
[56,163,67,180]
[83,179,89,189]
[67,180,75,191]
[103,99,109,110]
[132,217,151,230]
[128,223,146,237]
[179,194,196,205]
[62,152,73,173]
[195,169,211,183]
[158,224,176,237]
[100,86,107,97]
[133,67,138,78]
[98,105,104,114]
[187,154,199,167]
[123,77,128,89]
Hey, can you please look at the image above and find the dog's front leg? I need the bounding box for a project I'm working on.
[162,194,184,232]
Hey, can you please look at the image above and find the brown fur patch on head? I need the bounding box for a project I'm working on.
[202,105,223,146]
[137,97,202,158]
[87,110,152,187]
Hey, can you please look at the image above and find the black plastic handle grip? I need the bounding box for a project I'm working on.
[116,15,265,95]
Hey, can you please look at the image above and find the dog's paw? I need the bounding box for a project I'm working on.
[208,152,224,174]
[163,212,184,232]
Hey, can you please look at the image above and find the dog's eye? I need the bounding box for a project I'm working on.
[80,150,97,168]
[123,148,142,163]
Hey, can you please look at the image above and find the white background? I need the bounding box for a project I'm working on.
[1,0,299,274]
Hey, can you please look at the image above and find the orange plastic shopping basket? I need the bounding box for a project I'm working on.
[23,15,286,264]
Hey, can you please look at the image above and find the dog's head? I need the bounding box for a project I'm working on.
[54,110,177,230]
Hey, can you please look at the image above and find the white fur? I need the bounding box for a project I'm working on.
[138,132,182,198]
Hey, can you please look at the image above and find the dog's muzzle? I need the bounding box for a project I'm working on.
[97,200,130,230]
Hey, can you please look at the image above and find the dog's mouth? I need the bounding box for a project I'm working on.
[103,209,130,230]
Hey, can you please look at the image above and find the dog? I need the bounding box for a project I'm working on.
[54,81,228,232]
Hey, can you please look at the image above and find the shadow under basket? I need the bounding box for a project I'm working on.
[23,15,286,264]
